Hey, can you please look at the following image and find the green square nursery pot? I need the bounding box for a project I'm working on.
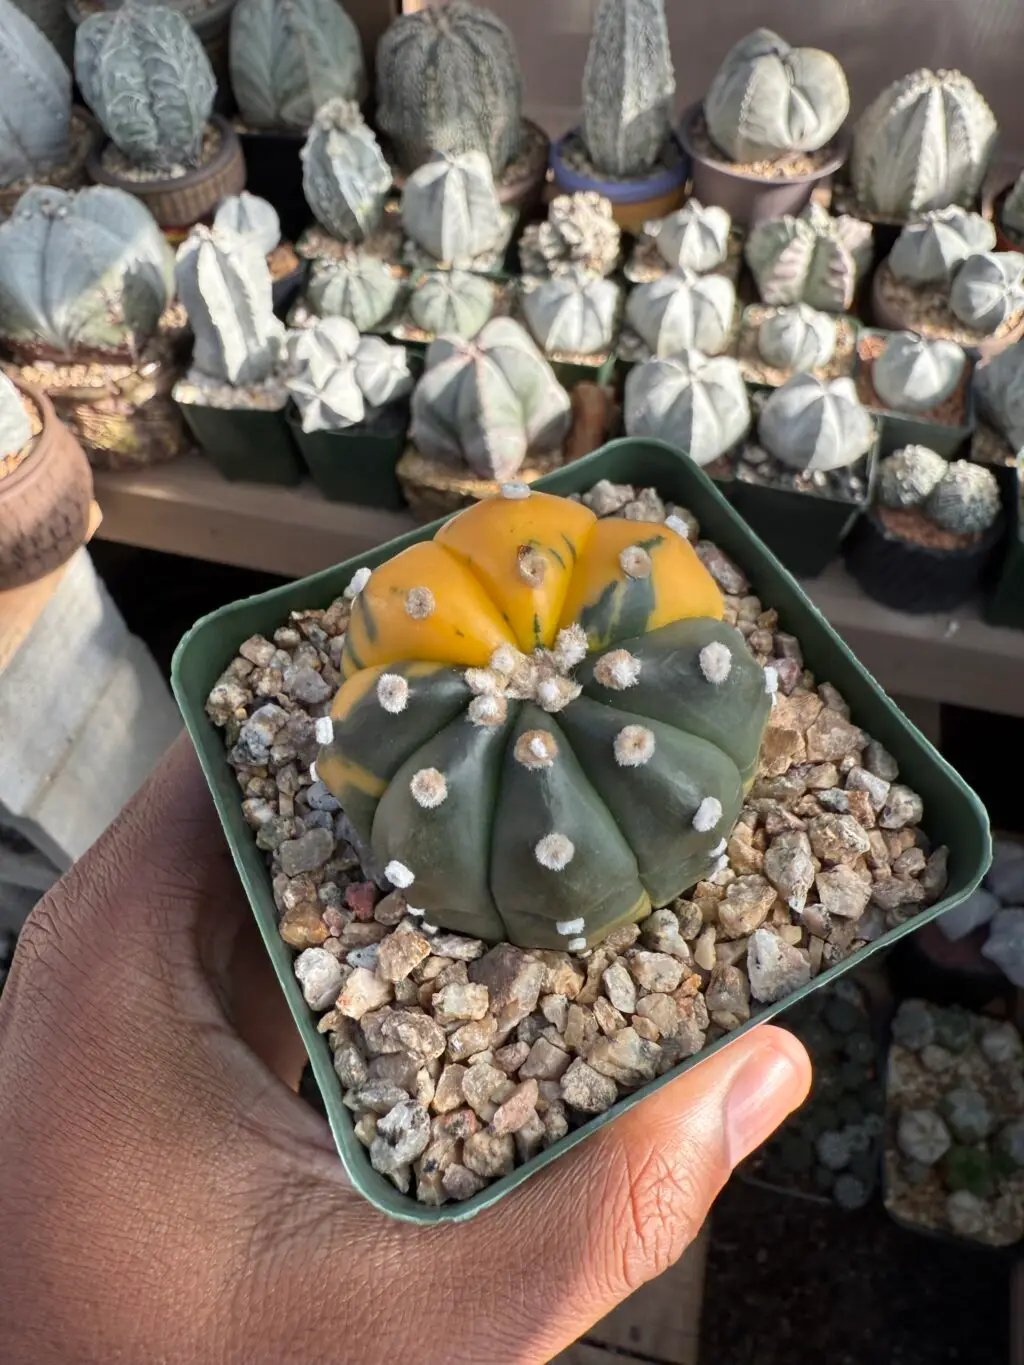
[286,402,410,509]
[177,400,304,486]
[171,436,991,1225]
[856,329,976,459]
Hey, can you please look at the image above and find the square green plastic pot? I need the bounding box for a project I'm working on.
[856,329,976,459]
[171,436,990,1226]
[177,400,305,486]
[984,463,1024,630]
[286,402,411,508]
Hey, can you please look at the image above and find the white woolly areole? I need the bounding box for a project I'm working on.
[308,761,318,782]
[535,832,575,871]
[699,641,732,685]
[385,860,415,889]
[344,566,371,598]
[405,586,435,619]
[490,644,521,675]
[567,937,588,952]
[763,665,779,696]
[710,838,728,858]
[501,481,531,499]
[614,724,656,767]
[468,693,507,727]
[553,624,588,670]
[315,716,334,745]
[619,544,652,579]
[595,648,641,690]
[377,673,409,714]
[465,666,501,695]
[514,729,559,769]
[693,796,723,833]
[557,917,585,935]
[537,676,580,713]
[517,546,547,586]
[409,767,448,808]
[665,514,690,540]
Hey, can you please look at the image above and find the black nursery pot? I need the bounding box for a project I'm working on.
[238,129,311,244]
[985,464,1024,630]
[286,402,411,508]
[177,401,304,486]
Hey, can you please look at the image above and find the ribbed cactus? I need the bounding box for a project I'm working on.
[213,192,280,256]
[175,225,285,387]
[402,150,506,267]
[0,371,31,457]
[871,332,966,413]
[286,312,357,371]
[757,304,837,371]
[287,322,412,433]
[306,254,402,333]
[518,192,621,279]
[704,28,849,164]
[924,460,1001,533]
[878,445,948,509]
[375,1,522,175]
[75,0,216,170]
[745,204,872,313]
[410,317,572,481]
[0,184,173,354]
[624,350,750,466]
[229,0,365,132]
[301,99,393,245]
[625,269,735,357]
[650,200,730,274]
[408,270,494,340]
[521,273,620,357]
[851,70,997,220]
[582,0,675,177]
[974,339,1024,451]
[887,208,996,286]
[759,373,875,471]
[0,0,71,189]
[949,252,1024,335]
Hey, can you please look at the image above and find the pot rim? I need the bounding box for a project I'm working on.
[550,127,689,204]
[86,113,242,198]
[678,101,849,189]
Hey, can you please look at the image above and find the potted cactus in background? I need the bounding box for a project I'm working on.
[624,199,739,285]
[297,98,397,267]
[735,302,857,389]
[213,191,304,317]
[67,0,237,89]
[854,330,974,456]
[624,350,750,482]
[518,269,622,388]
[745,203,873,314]
[621,269,737,361]
[393,269,502,349]
[518,193,622,280]
[400,150,514,274]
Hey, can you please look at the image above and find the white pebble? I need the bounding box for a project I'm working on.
[308,761,318,782]
[665,514,690,539]
[556,917,585,936]
[535,833,575,871]
[344,566,371,598]
[501,481,531,499]
[763,665,779,696]
[699,641,732,684]
[377,673,409,714]
[614,724,656,768]
[315,716,334,745]
[385,860,415,889]
[567,937,588,952]
[693,796,723,833]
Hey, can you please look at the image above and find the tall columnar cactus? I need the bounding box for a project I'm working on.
[408,269,494,340]
[624,350,750,466]
[924,460,1001,534]
[0,184,174,354]
[582,0,675,177]
[745,204,872,313]
[0,371,32,457]
[625,269,735,357]
[887,208,997,286]
[704,28,849,164]
[316,487,772,949]
[759,373,875,471]
[411,317,572,481]
[878,445,948,509]
[402,151,506,268]
[974,338,1024,450]
[213,192,281,256]
[75,0,216,170]
[851,70,997,220]
[0,0,72,189]
[518,193,622,279]
[521,273,620,357]
[229,0,365,132]
[650,200,730,274]
[175,225,285,387]
[306,254,403,333]
[757,304,837,372]
[301,98,393,244]
[949,252,1024,335]
[286,319,412,432]
[871,332,966,414]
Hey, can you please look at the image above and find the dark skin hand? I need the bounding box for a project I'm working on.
[0,735,811,1365]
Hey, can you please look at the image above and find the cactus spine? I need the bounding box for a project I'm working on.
[0,0,71,189]
[301,98,393,244]
[582,0,675,177]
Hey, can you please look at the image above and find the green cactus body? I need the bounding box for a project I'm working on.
[582,0,675,178]
[287,321,411,432]
[229,0,365,133]
[650,199,730,273]
[924,460,1001,534]
[760,373,874,472]
[757,304,837,371]
[877,446,948,509]
[871,332,966,414]
[0,370,32,457]
[213,192,280,256]
[704,28,849,164]
[401,150,506,268]
[887,207,996,285]
[974,339,1024,451]
[306,254,402,332]
[624,350,751,466]
[745,205,872,313]
[301,98,393,245]
[521,273,620,357]
[408,269,494,340]
[75,0,216,170]
[625,269,735,357]
[0,183,173,355]
[0,0,72,189]
[518,192,621,279]
[949,252,1024,335]
[851,69,997,220]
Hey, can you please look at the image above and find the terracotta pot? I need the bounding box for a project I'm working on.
[870,263,1024,362]
[0,377,93,591]
[0,108,101,223]
[549,129,688,233]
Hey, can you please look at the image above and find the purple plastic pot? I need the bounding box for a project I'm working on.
[549,129,689,233]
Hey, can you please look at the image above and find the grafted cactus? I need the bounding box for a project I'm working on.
[175,225,285,387]
[757,304,837,371]
[287,323,412,432]
[759,373,875,471]
[229,0,365,132]
[871,332,966,413]
[0,371,32,457]
[402,150,506,267]
[521,272,619,357]
[408,270,494,339]
[925,460,1001,533]
[851,70,997,219]
[0,0,71,189]
[306,254,402,333]
[213,192,280,256]
[974,339,1024,450]
[949,252,1024,335]
[518,192,621,279]
[0,183,173,354]
[878,445,948,508]
[582,0,675,177]
[75,1,216,170]
[375,1,522,175]
[625,269,735,357]
[410,317,572,480]
[649,200,730,274]
[887,207,996,286]
[745,204,872,312]
[624,350,750,466]
[704,28,849,164]
[301,99,392,244]
[1002,174,1024,240]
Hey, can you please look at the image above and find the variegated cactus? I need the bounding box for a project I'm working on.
[624,350,750,466]
[871,332,966,413]
[582,0,675,177]
[757,304,837,371]
[301,99,393,245]
[924,460,1001,533]
[213,192,280,256]
[410,317,572,481]
[518,192,621,279]
[759,373,875,471]
[0,370,32,457]
[745,204,872,313]
[521,273,620,357]
[949,252,1024,335]
[375,1,522,174]
[851,69,997,219]
[402,150,506,267]
[408,270,495,340]
[0,0,71,189]
[229,0,365,132]
[75,0,216,170]
[306,254,402,333]
[975,338,1024,450]
[0,184,174,354]
[704,28,849,163]
[649,200,730,274]
[887,207,997,285]
[287,321,412,432]
[878,445,948,508]
[625,269,735,357]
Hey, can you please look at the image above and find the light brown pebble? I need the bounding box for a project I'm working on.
[279,902,330,949]
[675,900,704,939]
[374,890,408,926]
[560,1057,619,1113]
[442,1163,489,1201]
[805,710,864,763]
[433,1107,480,1142]
[381,1010,447,1061]
[520,1036,572,1081]
[428,932,486,961]
[375,930,432,983]
[333,1042,369,1089]
[871,876,928,913]
[469,944,545,1032]
[815,864,872,920]
[594,996,628,1035]
[446,1016,499,1062]
[602,960,637,1013]
[717,874,779,938]
[490,1079,540,1135]
[763,831,815,913]
[530,950,585,999]
[432,1064,467,1114]
[632,1015,661,1043]
[564,1002,598,1053]
[805,762,840,790]
[715,938,749,968]
[641,907,693,961]
[705,965,751,1023]
[880,784,925,831]
[344,1081,408,1115]
[604,923,642,952]
[727,836,765,875]
[808,813,872,865]
[432,981,490,1025]
[636,993,679,1038]
[587,1026,661,1085]
[694,924,718,971]
[463,1131,515,1179]
[493,1041,531,1073]
[540,992,570,1032]
[626,948,686,993]
[514,1110,546,1161]
[462,1062,515,1120]
[353,1113,378,1147]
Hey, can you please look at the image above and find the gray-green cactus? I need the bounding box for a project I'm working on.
[518,192,621,279]
[287,321,412,432]
[410,317,572,481]
[878,446,948,509]
[625,269,735,357]
[402,150,505,267]
[0,183,173,354]
[0,370,31,457]
[1002,173,1024,240]
[521,272,619,356]
[949,252,1024,335]
[408,269,494,340]
[704,28,849,164]
[925,460,1001,534]
[582,0,675,177]
[10,0,74,63]
[286,312,357,372]
[306,254,402,333]
[301,98,393,245]
[871,332,967,413]
[745,204,872,313]
[0,0,71,189]
[756,304,837,371]
[213,192,280,257]
[375,1,522,175]
[75,0,216,170]
[650,199,730,274]
[623,350,751,466]
[229,0,365,133]
[887,207,996,286]
[759,373,875,471]
[851,69,997,220]
[974,339,1024,451]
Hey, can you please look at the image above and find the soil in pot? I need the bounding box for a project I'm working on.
[624,224,745,286]
[871,263,1024,360]
[0,109,100,222]
[854,330,974,457]
[735,306,857,388]
[174,375,303,486]
[296,219,404,268]
[550,129,688,233]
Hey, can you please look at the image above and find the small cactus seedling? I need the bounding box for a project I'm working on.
[757,304,837,372]
[0,0,71,189]
[851,69,997,220]
[401,150,506,267]
[582,0,675,177]
[316,486,772,948]
[408,270,495,340]
[649,200,730,274]
[949,252,1024,335]
[0,370,31,457]
[306,254,403,333]
[887,207,996,286]
[974,337,1024,451]
[704,28,849,164]
[229,0,365,133]
[301,99,393,245]
[759,373,875,472]
[1002,173,1024,240]
[287,320,412,433]
[924,460,1001,534]
[871,332,967,414]
[878,446,948,509]
[518,192,621,279]
[410,317,571,481]
[745,204,873,313]
[624,350,751,466]
[213,192,281,257]
[625,269,736,357]
[521,272,620,357]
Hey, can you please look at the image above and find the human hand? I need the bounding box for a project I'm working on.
[0,735,810,1365]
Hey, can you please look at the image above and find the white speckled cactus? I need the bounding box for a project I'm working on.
[213,192,280,257]
[0,183,174,354]
[949,252,1024,335]
[975,339,1024,451]
[229,0,365,133]
[878,445,948,508]
[375,1,522,174]
[624,350,750,465]
[757,304,837,371]
[650,200,730,273]
[411,317,572,480]
[306,254,402,332]
[704,28,849,164]
[745,204,872,312]
[287,321,412,433]
[871,332,966,413]
[760,373,875,471]
[409,270,494,340]
[301,99,392,245]
[402,150,506,267]
[518,193,621,279]
[75,0,216,170]
[582,0,675,177]
[522,273,620,357]
[625,269,735,357]
[0,0,71,189]
[925,460,1001,533]
[851,69,997,219]
[888,207,997,285]
[0,370,31,457]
